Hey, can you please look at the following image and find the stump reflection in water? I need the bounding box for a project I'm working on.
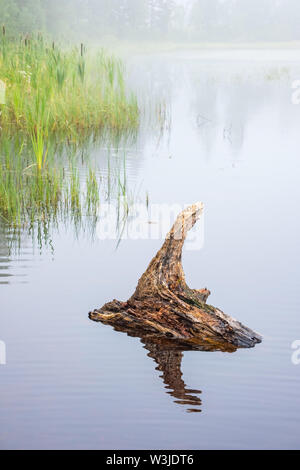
[89,203,260,411]
[94,323,237,413]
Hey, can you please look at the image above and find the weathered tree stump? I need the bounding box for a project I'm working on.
[89,202,262,348]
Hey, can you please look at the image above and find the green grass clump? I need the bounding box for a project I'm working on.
[0,30,141,242]
[0,136,101,228]
[0,30,140,233]
[0,31,139,141]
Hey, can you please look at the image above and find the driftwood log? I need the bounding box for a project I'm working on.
[89,202,262,349]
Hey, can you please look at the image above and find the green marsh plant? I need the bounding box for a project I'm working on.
[0,30,139,140]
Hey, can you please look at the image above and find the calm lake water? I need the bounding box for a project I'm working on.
[1,49,300,450]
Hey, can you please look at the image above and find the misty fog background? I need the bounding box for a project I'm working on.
[1,0,300,43]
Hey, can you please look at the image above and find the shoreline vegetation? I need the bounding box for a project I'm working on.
[0,31,139,137]
[0,135,100,226]
[0,30,139,231]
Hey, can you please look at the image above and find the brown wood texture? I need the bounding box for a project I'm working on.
[89,203,262,348]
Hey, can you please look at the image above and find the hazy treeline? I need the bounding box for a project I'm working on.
[1,0,300,42]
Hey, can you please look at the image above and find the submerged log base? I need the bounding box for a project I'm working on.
[89,202,262,349]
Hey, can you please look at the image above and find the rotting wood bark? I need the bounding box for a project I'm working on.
[89,202,262,348]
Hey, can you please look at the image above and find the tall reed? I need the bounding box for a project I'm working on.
[0,31,139,142]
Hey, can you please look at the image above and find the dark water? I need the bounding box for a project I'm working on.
[1,50,300,449]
